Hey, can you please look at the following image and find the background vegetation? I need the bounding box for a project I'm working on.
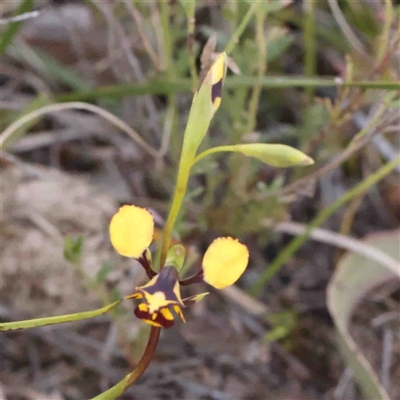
[1,1,399,399]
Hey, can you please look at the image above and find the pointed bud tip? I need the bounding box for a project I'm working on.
[303,156,314,166]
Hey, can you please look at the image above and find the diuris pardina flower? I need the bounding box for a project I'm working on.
[109,205,249,328]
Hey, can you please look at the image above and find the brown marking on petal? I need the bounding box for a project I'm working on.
[179,269,204,286]
[173,305,186,323]
[134,304,175,328]
[211,79,223,108]
[182,292,209,307]
[182,295,197,307]
[134,304,161,327]
[138,266,184,306]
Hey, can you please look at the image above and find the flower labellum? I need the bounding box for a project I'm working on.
[127,266,186,328]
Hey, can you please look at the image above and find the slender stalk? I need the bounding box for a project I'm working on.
[126,327,161,385]
[251,154,400,295]
[160,154,193,265]
[188,16,198,91]
[0,301,121,331]
[304,0,316,101]
[224,2,259,55]
[91,327,161,400]
[377,0,393,63]
[160,0,172,72]
[193,145,236,164]
[244,7,267,133]
[54,78,400,103]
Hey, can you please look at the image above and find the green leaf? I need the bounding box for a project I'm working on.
[35,49,92,91]
[194,143,314,168]
[0,301,121,332]
[0,0,34,55]
[327,231,400,400]
[64,235,84,264]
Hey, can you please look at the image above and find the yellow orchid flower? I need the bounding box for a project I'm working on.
[109,205,249,328]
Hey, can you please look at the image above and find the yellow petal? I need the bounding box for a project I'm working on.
[210,53,227,113]
[173,305,186,323]
[202,237,249,289]
[109,205,154,258]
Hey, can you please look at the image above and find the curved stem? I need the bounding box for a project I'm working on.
[91,326,161,400]
[160,159,192,266]
[193,145,235,165]
[179,269,204,286]
[126,326,161,385]
[224,2,259,55]
[0,102,159,156]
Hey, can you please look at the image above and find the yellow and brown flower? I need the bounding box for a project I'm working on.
[109,205,249,328]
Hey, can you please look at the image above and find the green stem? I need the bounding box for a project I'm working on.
[54,78,400,103]
[160,0,172,73]
[377,0,393,62]
[91,327,161,400]
[224,2,259,55]
[160,154,193,265]
[251,154,400,295]
[193,145,238,164]
[188,16,198,91]
[304,0,316,101]
[244,7,267,133]
[126,327,160,385]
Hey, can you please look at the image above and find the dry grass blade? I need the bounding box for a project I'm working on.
[220,285,269,317]
[274,222,400,276]
[0,101,160,157]
[327,0,369,58]
[0,10,40,25]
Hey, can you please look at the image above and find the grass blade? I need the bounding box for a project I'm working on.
[0,0,33,55]
[55,77,400,102]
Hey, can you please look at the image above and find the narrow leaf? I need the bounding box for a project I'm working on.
[64,234,84,264]
[0,301,121,331]
[327,231,400,400]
